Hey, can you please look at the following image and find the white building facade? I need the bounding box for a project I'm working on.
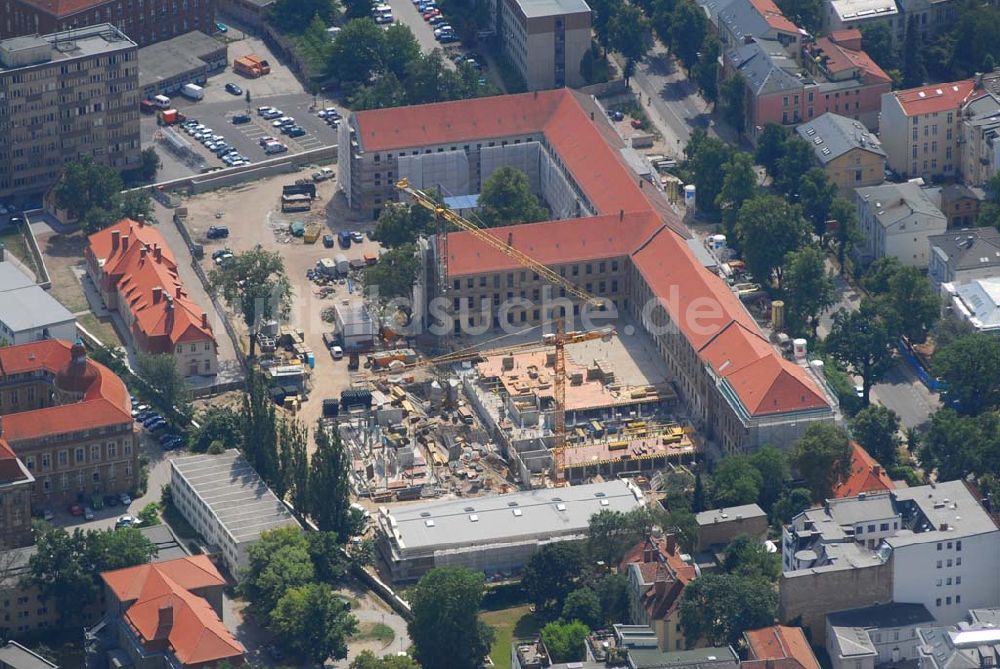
[855,181,947,268]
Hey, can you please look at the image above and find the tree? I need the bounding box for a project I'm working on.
[562,587,603,629]
[735,193,808,288]
[919,409,1000,481]
[711,456,762,506]
[343,0,374,19]
[678,574,777,647]
[688,135,733,215]
[693,36,721,104]
[798,167,837,235]
[850,405,902,466]
[375,203,438,248]
[330,19,386,91]
[783,245,835,336]
[934,334,1000,415]
[119,189,154,223]
[270,583,358,663]
[790,423,852,502]
[860,24,898,71]
[902,15,927,88]
[308,531,351,583]
[269,0,335,29]
[692,471,707,512]
[477,167,548,227]
[541,620,589,663]
[350,652,422,669]
[55,158,125,231]
[881,266,940,344]
[137,502,161,526]
[748,446,789,513]
[775,136,816,197]
[136,352,190,411]
[594,573,631,624]
[772,487,812,523]
[609,4,651,80]
[722,535,780,581]
[237,526,315,618]
[123,147,162,186]
[408,567,495,669]
[190,405,243,453]
[670,0,707,72]
[716,151,757,240]
[352,72,409,111]
[210,245,291,357]
[774,0,822,33]
[826,300,896,405]
[587,0,620,45]
[523,542,585,619]
[364,244,420,307]
[862,256,904,294]
[663,510,699,552]
[383,23,423,79]
[828,196,860,273]
[587,507,654,566]
[651,0,677,46]
[720,73,746,135]
[240,371,280,490]
[279,416,310,512]
[309,420,355,541]
[755,124,786,176]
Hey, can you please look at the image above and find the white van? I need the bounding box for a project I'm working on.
[153,95,171,109]
[264,142,288,154]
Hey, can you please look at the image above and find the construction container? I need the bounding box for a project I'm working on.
[303,223,321,244]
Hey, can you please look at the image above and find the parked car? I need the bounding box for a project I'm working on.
[120,492,132,506]
[232,114,251,125]
[142,415,165,428]
[323,234,335,248]
[84,507,95,520]
[271,116,294,127]
[207,225,229,239]
[331,346,344,360]
[257,106,274,116]
[225,82,243,96]
[116,514,138,529]
[104,494,120,507]
[216,21,228,32]
[259,136,277,146]
[211,248,233,261]
[141,413,162,426]
[69,504,83,516]
[286,126,306,138]
[351,230,364,243]
[162,436,185,450]
[131,404,150,417]
[262,109,283,120]
[148,419,168,433]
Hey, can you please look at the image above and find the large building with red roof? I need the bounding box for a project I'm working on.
[620,535,699,651]
[100,555,245,668]
[743,625,821,669]
[342,89,834,454]
[0,339,137,533]
[0,0,216,46]
[86,217,218,378]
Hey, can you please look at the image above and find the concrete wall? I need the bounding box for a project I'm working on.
[696,515,768,552]
[779,563,893,644]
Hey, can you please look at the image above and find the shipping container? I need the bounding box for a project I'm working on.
[181,83,204,100]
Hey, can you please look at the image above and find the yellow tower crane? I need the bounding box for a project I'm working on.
[393,178,611,482]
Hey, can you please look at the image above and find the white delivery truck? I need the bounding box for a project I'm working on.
[181,83,204,101]
[152,94,171,109]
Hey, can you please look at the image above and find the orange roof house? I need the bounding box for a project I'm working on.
[743,626,821,669]
[620,536,698,650]
[101,556,244,668]
[833,442,895,498]
[86,218,217,376]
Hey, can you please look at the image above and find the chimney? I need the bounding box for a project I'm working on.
[619,209,624,221]
[873,465,882,476]
[666,534,677,555]
[201,313,208,329]
[176,286,182,299]
[152,287,162,304]
[111,230,121,252]
[140,246,147,261]
[153,245,162,262]
[156,604,173,637]
[643,545,654,563]
[137,214,145,227]
[122,235,130,252]
[507,232,513,247]
[166,295,174,311]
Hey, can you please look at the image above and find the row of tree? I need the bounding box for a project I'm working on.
[54,155,158,233]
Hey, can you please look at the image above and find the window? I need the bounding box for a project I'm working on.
[946,597,951,605]
[937,560,943,568]
[90,444,101,461]
[947,559,952,567]
[956,557,962,566]
[108,443,117,458]
[937,543,943,551]
[956,541,962,551]
[956,595,961,604]
[856,169,863,182]
[58,450,67,467]
[936,598,942,607]
[946,577,952,585]
[867,524,876,533]
[75,448,85,464]
[123,442,132,456]
[880,523,889,531]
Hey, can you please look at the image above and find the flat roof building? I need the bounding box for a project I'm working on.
[137,30,228,99]
[917,609,1000,669]
[826,603,935,669]
[0,253,76,345]
[0,24,139,203]
[942,278,1000,334]
[695,503,768,552]
[170,450,301,575]
[0,642,58,669]
[376,479,644,583]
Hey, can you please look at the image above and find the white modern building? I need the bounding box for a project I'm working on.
[169,450,301,576]
[942,278,1000,334]
[826,0,898,37]
[855,181,947,268]
[0,250,75,345]
[376,479,644,583]
[333,299,375,350]
[826,603,935,669]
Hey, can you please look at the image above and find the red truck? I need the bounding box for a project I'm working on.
[233,54,271,78]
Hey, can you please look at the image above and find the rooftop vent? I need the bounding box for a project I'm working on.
[600,499,610,507]
[469,514,479,522]
[425,519,435,527]
[513,509,523,517]
[420,512,431,517]
[556,503,567,512]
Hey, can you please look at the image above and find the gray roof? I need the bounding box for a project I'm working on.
[628,646,740,669]
[828,603,935,629]
[962,92,1000,125]
[138,31,225,88]
[886,480,999,547]
[695,503,765,526]
[170,450,300,545]
[856,181,947,231]
[0,261,75,333]
[728,39,803,97]
[918,620,1000,669]
[695,0,740,24]
[381,480,643,552]
[512,0,592,19]
[139,522,190,562]
[796,113,885,164]
[928,227,1000,272]
[949,278,1000,332]
[0,24,135,73]
[0,641,58,669]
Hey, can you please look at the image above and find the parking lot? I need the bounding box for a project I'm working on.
[384,0,460,62]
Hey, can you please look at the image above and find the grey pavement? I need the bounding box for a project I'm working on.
[872,359,940,430]
[384,0,459,66]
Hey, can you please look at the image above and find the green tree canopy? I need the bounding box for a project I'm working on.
[408,567,495,669]
[693,36,721,104]
[722,535,780,581]
[878,266,940,344]
[749,446,789,512]
[477,167,549,227]
[772,487,813,523]
[190,405,243,453]
[860,24,898,71]
[136,352,190,412]
[678,574,777,647]
[309,420,357,541]
[670,0,708,72]
[270,0,335,29]
[711,456,763,506]
[720,73,747,135]
[609,3,651,70]
[716,151,758,239]
[523,542,585,619]
[919,409,1000,481]
[783,245,835,336]
[237,526,315,618]
[774,0,822,33]
[850,405,902,466]
[934,334,1000,415]
[688,135,734,215]
[736,193,809,288]
[755,124,786,176]
[562,587,603,629]
[791,423,852,502]
[594,573,631,625]
[541,620,590,663]
[587,507,655,566]
[364,243,420,306]
[55,158,126,232]
[901,15,927,88]
[209,245,291,357]
[798,167,838,235]
[828,196,861,273]
[330,19,387,91]
[350,651,422,669]
[826,300,896,405]
[775,136,817,197]
[270,583,358,664]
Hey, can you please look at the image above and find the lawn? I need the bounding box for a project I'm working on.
[480,605,540,669]
[352,622,396,647]
[0,225,39,277]
[77,312,122,347]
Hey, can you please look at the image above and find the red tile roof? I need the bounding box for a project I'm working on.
[87,219,215,353]
[829,29,862,49]
[749,0,800,34]
[15,0,113,18]
[891,80,977,117]
[833,442,895,498]
[102,557,243,667]
[620,536,697,621]
[744,626,820,669]
[0,339,131,443]
[811,37,891,85]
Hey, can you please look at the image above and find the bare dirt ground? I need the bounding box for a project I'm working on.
[178,172,379,437]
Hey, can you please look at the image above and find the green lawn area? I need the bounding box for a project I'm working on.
[480,605,540,669]
[77,312,121,347]
[0,225,39,277]
[352,622,396,647]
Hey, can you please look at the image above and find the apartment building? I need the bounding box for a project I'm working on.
[1,0,216,47]
[826,603,935,669]
[711,0,801,50]
[345,90,835,454]
[620,535,698,651]
[855,181,947,268]
[880,80,977,181]
[917,609,1000,669]
[795,111,886,195]
[0,24,140,203]
[957,92,1000,187]
[485,0,591,90]
[928,227,1000,286]
[0,339,138,517]
[780,481,1000,642]
[86,217,218,378]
